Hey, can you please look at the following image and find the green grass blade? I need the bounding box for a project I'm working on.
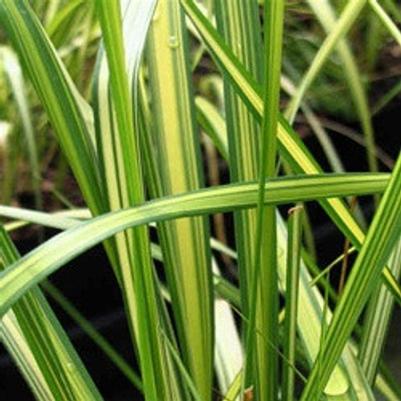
[92,0,157,290]
[281,76,345,174]
[0,228,103,401]
[376,362,401,401]
[285,0,367,124]
[358,240,401,383]
[94,0,143,205]
[160,330,203,401]
[195,96,228,160]
[276,215,362,400]
[224,370,242,401]
[299,151,401,400]
[369,0,401,47]
[282,206,303,401]
[0,207,79,230]
[0,118,16,205]
[214,1,267,396]
[0,206,237,264]
[372,78,401,116]
[1,312,55,401]
[46,0,86,44]
[306,0,377,174]
[146,2,213,398]
[365,7,384,71]
[244,2,284,400]
[42,0,61,26]
[0,172,389,318]
[94,2,176,400]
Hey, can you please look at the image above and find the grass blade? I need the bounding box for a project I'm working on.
[94,2,176,400]
[0,172,389,318]
[306,0,377,174]
[276,215,361,399]
[281,76,345,174]
[285,0,367,124]
[358,240,401,383]
[145,2,213,398]
[244,2,285,400]
[160,331,203,401]
[369,0,401,47]
[195,96,228,160]
[299,150,401,400]
[282,206,303,401]
[0,227,103,401]
[215,1,273,397]
[1,312,55,401]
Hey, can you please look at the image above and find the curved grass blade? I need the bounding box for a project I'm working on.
[92,0,157,288]
[0,173,389,318]
[0,205,238,263]
[369,0,401,48]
